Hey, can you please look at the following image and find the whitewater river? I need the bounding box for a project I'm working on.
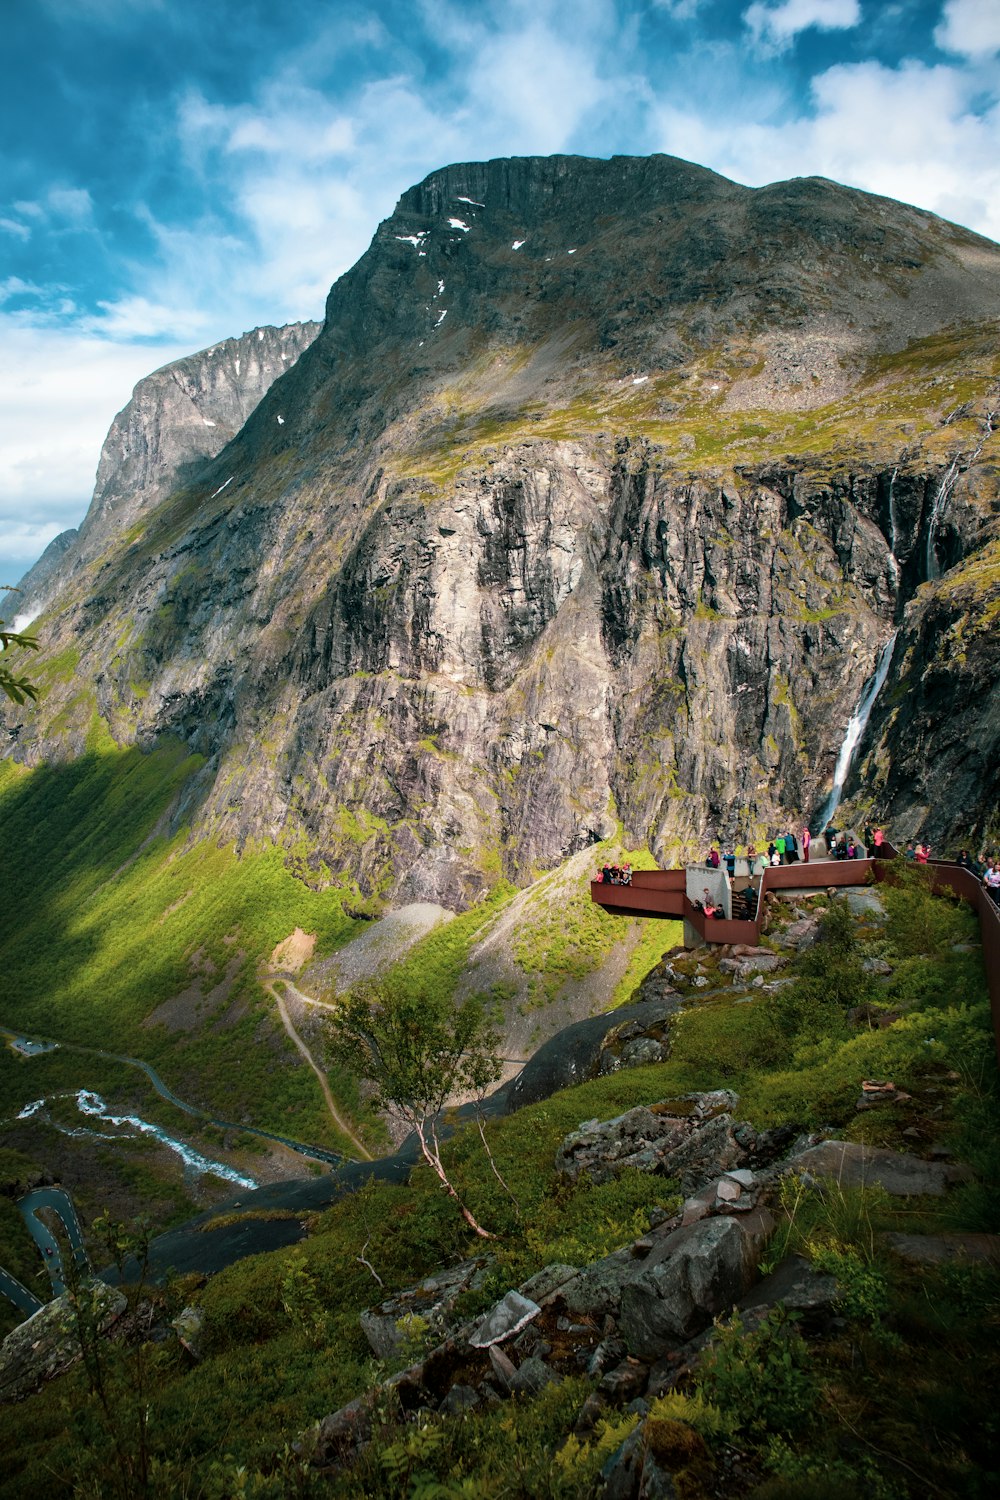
[16,1089,258,1190]
[2,1024,345,1188]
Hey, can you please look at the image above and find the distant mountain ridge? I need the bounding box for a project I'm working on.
[6,154,1000,888]
[13,320,320,616]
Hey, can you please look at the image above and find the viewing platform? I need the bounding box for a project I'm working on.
[591,843,1000,1066]
[591,852,877,948]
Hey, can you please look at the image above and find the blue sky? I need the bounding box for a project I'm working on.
[2,0,999,590]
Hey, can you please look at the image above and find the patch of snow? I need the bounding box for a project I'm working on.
[455,196,484,206]
[210,476,234,499]
[632,376,649,385]
[418,250,426,257]
[512,239,526,250]
[258,329,264,341]
[437,279,445,295]
[202,418,217,426]
[276,415,285,425]
[234,358,240,375]
[567,248,577,254]
[435,309,448,326]
[280,353,288,360]
[447,217,471,232]
[395,232,428,247]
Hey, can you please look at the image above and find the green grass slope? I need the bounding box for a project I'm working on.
[0,872,996,1497]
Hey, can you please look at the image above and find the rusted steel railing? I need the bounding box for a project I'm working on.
[592,843,1000,1065]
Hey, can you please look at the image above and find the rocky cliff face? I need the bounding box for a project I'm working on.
[7,155,1000,891]
[12,321,319,616]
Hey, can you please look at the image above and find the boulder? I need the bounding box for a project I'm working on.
[619,1210,773,1359]
[555,1091,747,1193]
[718,951,785,977]
[0,1281,126,1403]
[171,1304,205,1360]
[508,1354,558,1395]
[737,1254,840,1326]
[781,915,821,950]
[845,889,886,917]
[468,1290,540,1349]
[503,998,680,1113]
[882,1232,1000,1266]
[783,1140,968,1197]
[359,1256,488,1361]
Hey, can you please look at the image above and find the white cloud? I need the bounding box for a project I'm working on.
[654,55,1000,242]
[745,0,861,54]
[935,0,1000,60]
[652,1,706,17]
[0,317,189,581]
[46,186,95,223]
[0,217,31,241]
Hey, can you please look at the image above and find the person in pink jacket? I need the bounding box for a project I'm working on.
[802,826,811,863]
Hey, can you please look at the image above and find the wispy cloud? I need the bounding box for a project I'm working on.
[653,53,1000,242]
[745,0,861,55]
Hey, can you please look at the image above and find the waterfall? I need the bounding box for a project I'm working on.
[925,459,959,582]
[886,467,900,590]
[887,466,899,555]
[817,631,898,828]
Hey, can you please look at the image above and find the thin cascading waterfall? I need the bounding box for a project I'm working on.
[886,466,900,591]
[818,631,898,828]
[925,459,960,582]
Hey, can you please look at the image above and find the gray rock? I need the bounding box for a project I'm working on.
[620,1038,667,1068]
[360,1256,488,1361]
[738,1254,840,1323]
[555,1091,746,1193]
[518,1263,579,1304]
[782,915,821,950]
[587,1337,628,1376]
[171,1304,205,1360]
[619,1218,750,1358]
[598,1359,648,1402]
[882,1232,1000,1265]
[508,1354,558,1395]
[488,1343,517,1389]
[468,1291,540,1349]
[439,1383,480,1414]
[718,952,784,976]
[599,1426,647,1500]
[725,1169,756,1187]
[845,890,886,917]
[0,1281,126,1403]
[783,1140,968,1197]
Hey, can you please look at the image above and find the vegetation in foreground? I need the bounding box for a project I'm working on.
[0,868,996,1497]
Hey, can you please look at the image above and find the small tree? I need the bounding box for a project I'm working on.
[328,977,502,1239]
[1,587,40,705]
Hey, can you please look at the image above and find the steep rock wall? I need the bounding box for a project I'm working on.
[6,155,1000,889]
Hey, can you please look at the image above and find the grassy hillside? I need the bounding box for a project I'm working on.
[0,742,676,1247]
[0,871,996,1497]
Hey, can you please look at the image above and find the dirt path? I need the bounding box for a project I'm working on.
[280,979,339,1013]
[261,979,372,1161]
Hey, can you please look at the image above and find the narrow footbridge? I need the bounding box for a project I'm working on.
[592,844,1000,1066]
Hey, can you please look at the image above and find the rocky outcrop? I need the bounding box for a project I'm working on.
[11,321,319,620]
[7,154,1000,889]
[308,1114,976,1487]
[0,1282,125,1402]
